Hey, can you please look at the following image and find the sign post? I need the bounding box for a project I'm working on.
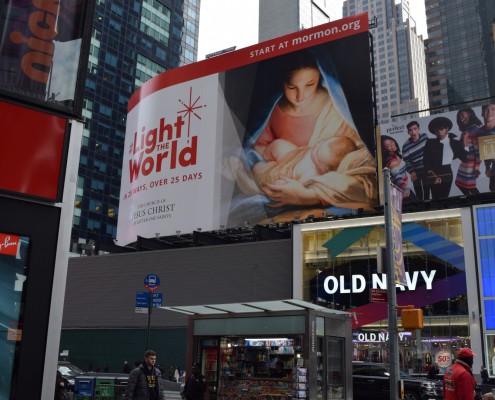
[144,274,160,350]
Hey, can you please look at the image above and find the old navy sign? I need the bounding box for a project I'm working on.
[322,270,436,295]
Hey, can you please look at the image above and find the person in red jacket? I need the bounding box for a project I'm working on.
[443,348,477,400]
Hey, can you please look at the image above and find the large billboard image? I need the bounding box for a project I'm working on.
[117,14,377,245]
[380,104,495,204]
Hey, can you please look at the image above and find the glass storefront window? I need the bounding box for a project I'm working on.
[299,213,469,374]
[484,335,495,375]
[0,232,30,399]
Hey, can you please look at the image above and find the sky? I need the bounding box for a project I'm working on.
[197,0,427,61]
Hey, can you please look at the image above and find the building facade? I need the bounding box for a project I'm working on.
[258,0,332,42]
[425,0,495,111]
[72,0,201,249]
[343,0,429,123]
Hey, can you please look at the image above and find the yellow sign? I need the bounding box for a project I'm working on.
[478,135,495,161]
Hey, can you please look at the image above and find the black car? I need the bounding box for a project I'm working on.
[57,361,86,392]
[353,361,443,400]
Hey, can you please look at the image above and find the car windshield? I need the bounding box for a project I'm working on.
[400,369,413,378]
[58,364,85,377]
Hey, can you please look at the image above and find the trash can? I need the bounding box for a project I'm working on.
[94,376,115,400]
[74,376,95,399]
[114,376,128,400]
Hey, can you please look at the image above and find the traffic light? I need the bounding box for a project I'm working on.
[401,308,423,330]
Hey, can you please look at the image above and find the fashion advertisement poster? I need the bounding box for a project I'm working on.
[379,104,495,204]
[117,14,377,244]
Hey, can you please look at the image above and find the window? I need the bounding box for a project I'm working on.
[89,199,103,213]
[93,160,107,173]
[99,104,112,117]
[109,19,121,32]
[184,49,194,61]
[140,0,171,44]
[87,219,101,231]
[185,34,195,47]
[110,3,123,16]
[135,53,166,87]
[90,179,105,193]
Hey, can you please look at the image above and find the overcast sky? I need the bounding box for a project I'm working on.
[197,0,427,61]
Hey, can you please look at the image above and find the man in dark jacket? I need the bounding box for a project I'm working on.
[443,347,477,400]
[181,363,206,400]
[125,349,164,400]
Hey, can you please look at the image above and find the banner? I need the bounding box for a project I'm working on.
[390,183,406,286]
[117,14,377,244]
[379,104,495,204]
[0,0,91,113]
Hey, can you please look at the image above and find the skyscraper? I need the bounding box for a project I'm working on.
[259,0,332,42]
[343,0,429,124]
[71,0,200,250]
[425,0,495,110]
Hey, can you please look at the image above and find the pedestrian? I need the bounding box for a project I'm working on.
[174,366,181,383]
[181,363,206,400]
[125,349,164,400]
[443,347,477,400]
[122,361,131,374]
[481,365,489,384]
[427,362,440,380]
[54,370,70,400]
[168,365,174,381]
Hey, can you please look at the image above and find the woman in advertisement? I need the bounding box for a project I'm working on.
[381,135,417,202]
[454,108,483,196]
[224,48,376,225]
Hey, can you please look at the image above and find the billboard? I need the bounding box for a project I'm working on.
[379,104,495,204]
[0,0,94,115]
[0,100,68,201]
[117,14,377,245]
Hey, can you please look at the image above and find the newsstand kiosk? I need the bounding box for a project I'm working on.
[164,300,353,400]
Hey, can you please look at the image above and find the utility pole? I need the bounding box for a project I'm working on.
[383,168,401,400]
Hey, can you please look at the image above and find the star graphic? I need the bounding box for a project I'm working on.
[177,87,206,141]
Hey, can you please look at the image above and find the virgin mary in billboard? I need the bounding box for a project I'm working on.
[222,43,377,226]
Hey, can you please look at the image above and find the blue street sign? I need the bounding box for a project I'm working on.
[136,292,163,308]
[144,274,160,291]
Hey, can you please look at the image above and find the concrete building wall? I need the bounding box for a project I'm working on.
[63,240,293,329]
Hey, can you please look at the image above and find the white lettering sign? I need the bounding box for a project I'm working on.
[357,332,410,342]
[323,270,436,295]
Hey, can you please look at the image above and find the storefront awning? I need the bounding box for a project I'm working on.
[159,299,349,316]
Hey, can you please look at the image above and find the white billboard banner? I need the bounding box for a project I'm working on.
[117,14,376,244]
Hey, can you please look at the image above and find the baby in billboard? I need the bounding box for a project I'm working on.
[223,47,377,225]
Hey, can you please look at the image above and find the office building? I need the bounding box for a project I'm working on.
[343,0,429,123]
[259,0,332,42]
[71,0,201,250]
[425,0,495,110]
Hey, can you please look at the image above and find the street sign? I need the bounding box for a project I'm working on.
[144,274,160,292]
[135,291,163,313]
[371,288,388,303]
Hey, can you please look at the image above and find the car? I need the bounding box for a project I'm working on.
[352,361,443,400]
[57,361,86,392]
